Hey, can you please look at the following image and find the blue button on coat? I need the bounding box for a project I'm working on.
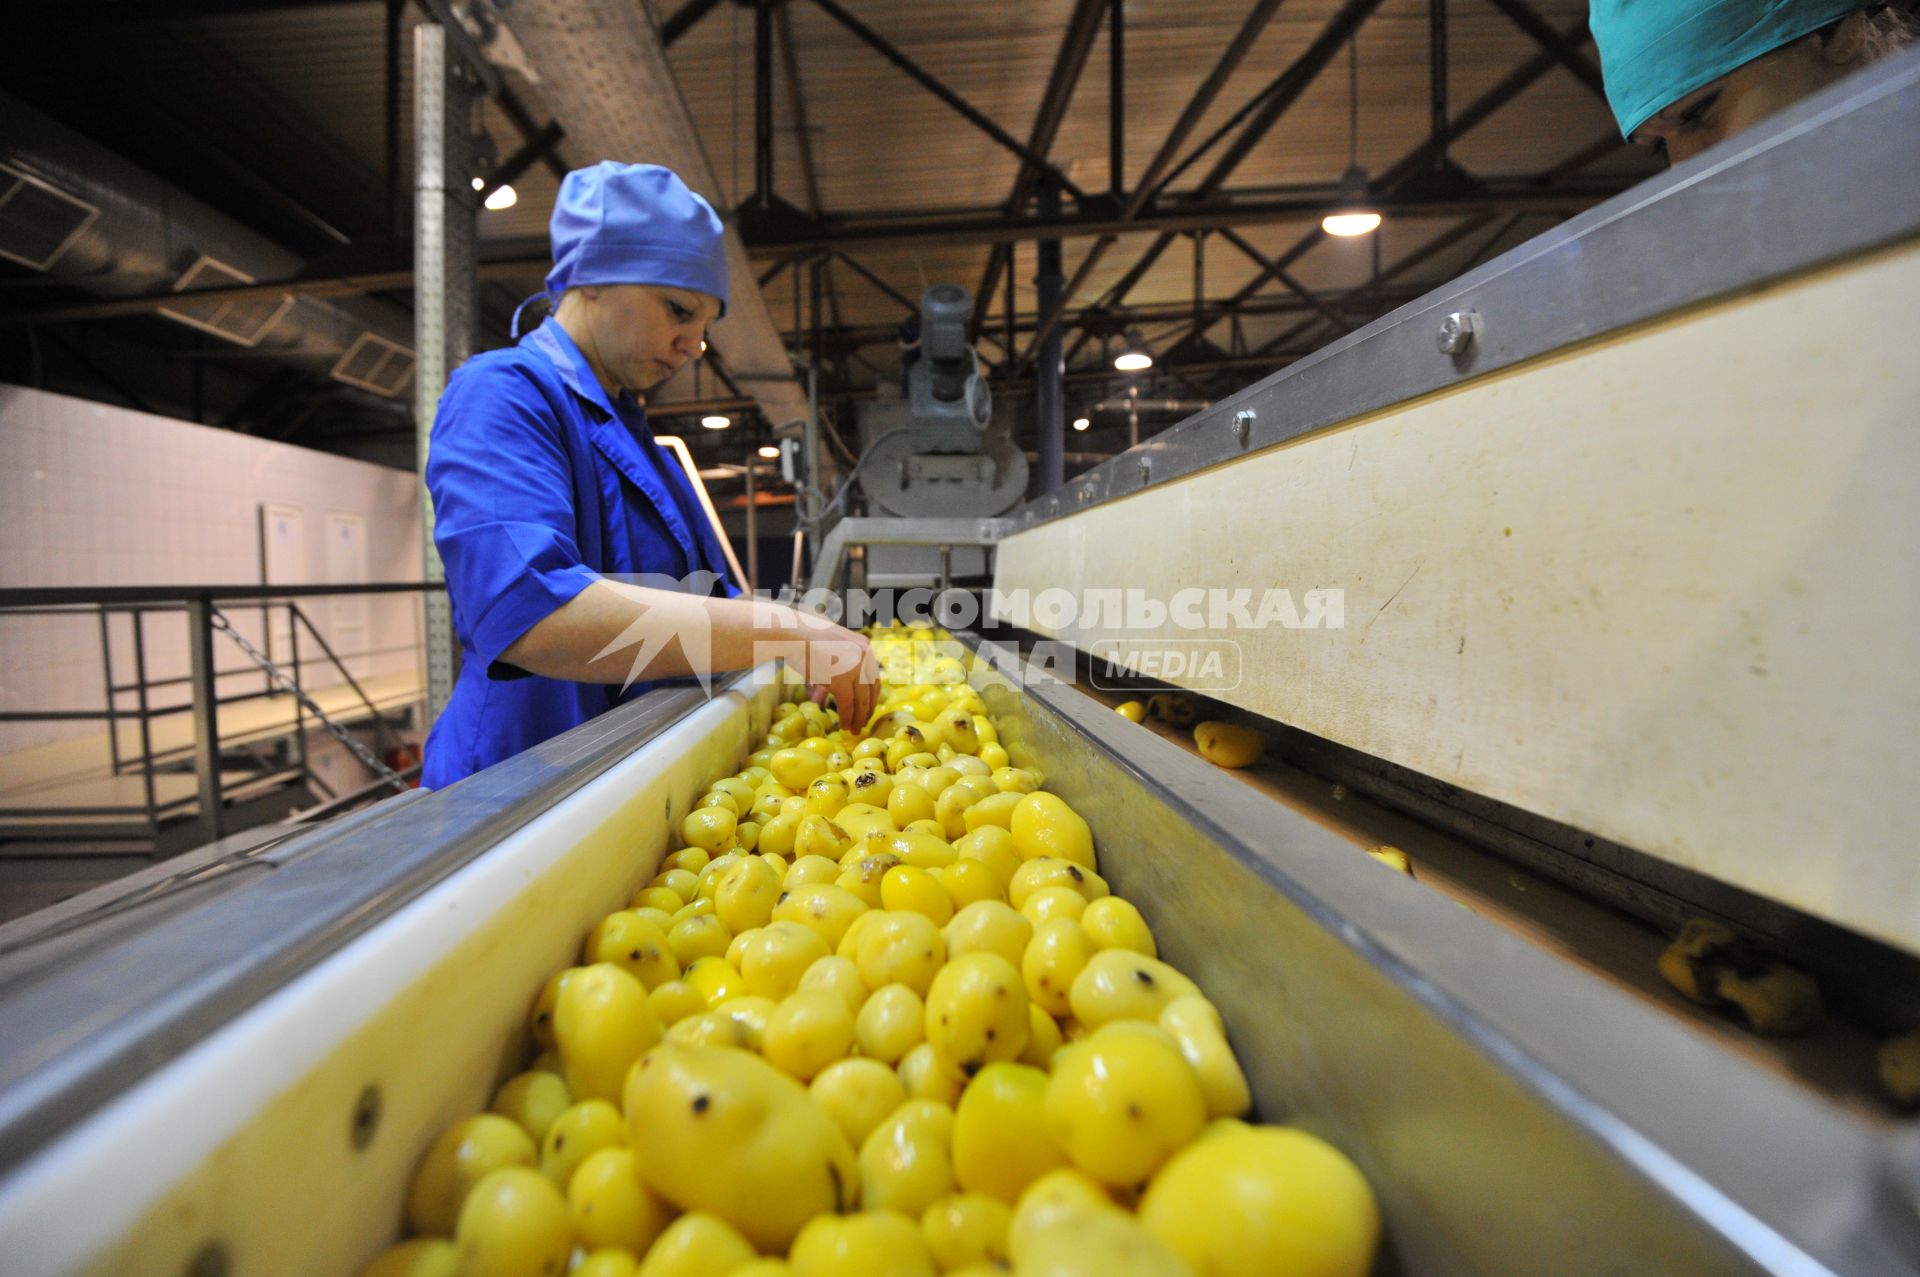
[421,318,738,787]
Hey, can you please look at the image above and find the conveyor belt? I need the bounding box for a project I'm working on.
[1065,676,1905,1121]
[970,637,1920,1276]
[0,648,1913,1274]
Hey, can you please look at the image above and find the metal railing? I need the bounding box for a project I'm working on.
[0,584,441,849]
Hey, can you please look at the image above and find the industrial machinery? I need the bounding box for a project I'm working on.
[856,283,1026,523]
[2,51,1919,1277]
[806,284,1027,592]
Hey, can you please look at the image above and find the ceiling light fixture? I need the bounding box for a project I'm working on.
[701,414,731,430]
[1321,207,1381,237]
[484,184,518,212]
[1113,328,1153,372]
[1072,416,1091,432]
[757,444,781,459]
[1321,37,1380,238]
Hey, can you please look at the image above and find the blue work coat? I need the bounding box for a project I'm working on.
[421,318,738,788]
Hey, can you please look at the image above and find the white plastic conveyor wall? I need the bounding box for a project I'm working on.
[992,51,1920,962]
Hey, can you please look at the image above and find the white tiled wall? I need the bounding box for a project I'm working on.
[0,386,424,755]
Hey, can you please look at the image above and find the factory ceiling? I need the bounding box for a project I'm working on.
[0,0,1653,465]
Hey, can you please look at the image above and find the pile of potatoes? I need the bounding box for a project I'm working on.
[361,627,1381,1277]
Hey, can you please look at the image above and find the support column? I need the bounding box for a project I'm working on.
[1035,183,1065,493]
[415,23,478,723]
[187,597,224,846]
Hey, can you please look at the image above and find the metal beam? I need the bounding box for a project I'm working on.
[771,284,1431,351]
[1109,0,1125,200]
[808,0,1086,201]
[776,0,847,362]
[1257,214,1498,355]
[1430,0,1449,165]
[758,257,796,290]
[1010,0,1291,365]
[0,180,1628,325]
[1036,183,1066,492]
[1016,0,1108,205]
[1190,0,1388,199]
[492,88,571,180]
[1127,0,1289,218]
[1217,227,1352,335]
[754,0,775,207]
[1062,0,1387,362]
[974,0,1109,317]
[1169,16,1599,357]
[775,0,826,216]
[416,0,504,96]
[1455,211,1528,274]
[660,0,726,46]
[1015,284,1400,344]
[831,250,919,313]
[385,0,404,239]
[1377,17,1594,191]
[1021,235,1121,370]
[740,185,1613,252]
[480,121,565,199]
[655,347,1323,414]
[1481,0,1606,97]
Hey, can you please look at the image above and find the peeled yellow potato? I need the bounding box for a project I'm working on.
[380,623,1395,1277]
[952,1061,1066,1204]
[1192,721,1262,769]
[454,1167,572,1277]
[405,1114,536,1236]
[1138,1124,1380,1277]
[622,1043,858,1251]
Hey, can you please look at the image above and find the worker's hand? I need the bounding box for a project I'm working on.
[791,610,878,730]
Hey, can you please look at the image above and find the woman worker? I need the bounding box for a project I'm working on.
[422,161,877,788]
[1590,1,1916,163]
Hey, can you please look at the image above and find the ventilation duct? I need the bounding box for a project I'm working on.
[157,255,297,347]
[0,91,417,397]
[0,161,99,272]
[331,331,417,397]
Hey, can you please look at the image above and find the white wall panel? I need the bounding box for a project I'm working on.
[0,387,423,755]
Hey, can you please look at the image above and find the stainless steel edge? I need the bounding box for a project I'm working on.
[808,516,1011,592]
[0,671,766,1180]
[960,635,1918,1276]
[1006,48,1920,532]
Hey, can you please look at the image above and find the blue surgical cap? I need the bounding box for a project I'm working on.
[1591,0,1862,138]
[544,162,729,317]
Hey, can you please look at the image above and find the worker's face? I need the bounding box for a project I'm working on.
[575,283,722,395]
[1631,20,1862,165]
